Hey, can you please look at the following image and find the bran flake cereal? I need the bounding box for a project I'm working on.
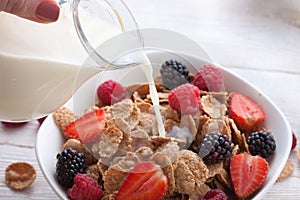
[201,94,227,119]
[53,107,75,132]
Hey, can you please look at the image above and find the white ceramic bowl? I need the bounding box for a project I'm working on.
[36,50,291,200]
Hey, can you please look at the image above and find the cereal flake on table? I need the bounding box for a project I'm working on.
[5,162,36,190]
[276,160,294,182]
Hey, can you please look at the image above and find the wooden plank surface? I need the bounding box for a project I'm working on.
[1,0,300,199]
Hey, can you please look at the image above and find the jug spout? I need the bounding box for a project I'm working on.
[59,0,143,69]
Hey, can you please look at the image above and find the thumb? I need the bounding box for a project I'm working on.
[0,0,60,23]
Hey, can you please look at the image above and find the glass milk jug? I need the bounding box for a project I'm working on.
[0,0,142,122]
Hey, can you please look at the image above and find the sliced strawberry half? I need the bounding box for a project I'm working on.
[230,153,269,199]
[228,92,265,130]
[64,109,106,143]
[115,161,168,200]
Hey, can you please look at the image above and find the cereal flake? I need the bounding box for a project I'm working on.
[276,160,294,182]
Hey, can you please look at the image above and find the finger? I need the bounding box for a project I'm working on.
[0,0,60,23]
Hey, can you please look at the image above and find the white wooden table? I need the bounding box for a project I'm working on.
[1,0,300,199]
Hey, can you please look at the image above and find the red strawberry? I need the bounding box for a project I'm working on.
[193,64,223,92]
[228,92,265,130]
[37,116,47,125]
[291,131,297,150]
[115,161,168,200]
[1,121,28,127]
[97,80,127,105]
[64,109,106,143]
[230,153,269,199]
[168,83,201,115]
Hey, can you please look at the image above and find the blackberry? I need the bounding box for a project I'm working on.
[160,59,190,90]
[56,148,87,188]
[198,133,233,164]
[246,131,276,158]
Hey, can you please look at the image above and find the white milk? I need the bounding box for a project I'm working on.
[138,53,166,137]
[0,11,121,121]
[145,66,166,137]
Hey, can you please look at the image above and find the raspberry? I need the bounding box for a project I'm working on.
[160,59,190,90]
[193,64,223,92]
[246,131,276,158]
[198,133,233,164]
[67,174,103,200]
[56,148,87,188]
[168,83,201,115]
[97,80,126,105]
[200,189,227,200]
[291,131,297,150]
